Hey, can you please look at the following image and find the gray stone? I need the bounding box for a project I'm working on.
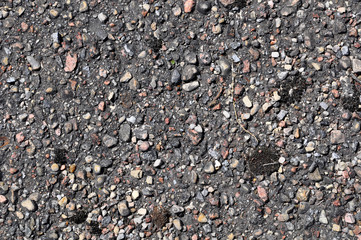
[334,21,347,34]
[330,130,345,144]
[181,65,198,82]
[26,56,40,70]
[341,46,349,56]
[204,162,215,173]
[118,201,130,217]
[171,205,185,214]
[119,124,131,142]
[185,52,197,64]
[320,102,329,110]
[218,59,231,76]
[197,1,211,14]
[277,110,288,121]
[103,134,118,148]
[319,210,328,224]
[171,70,181,85]
[352,59,361,73]
[182,81,199,92]
[281,7,295,16]
[278,71,288,80]
[98,12,108,23]
[308,168,322,181]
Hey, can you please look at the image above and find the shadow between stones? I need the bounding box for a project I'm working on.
[247,147,280,176]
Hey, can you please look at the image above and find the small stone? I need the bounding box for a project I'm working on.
[103,134,118,148]
[198,213,207,223]
[49,9,59,18]
[118,201,130,217]
[182,81,199,92]
[64,54,77,72]
[21,199,36,211]
[98,12,108,23]
[339,56,351,70]
[138,208,147,215]
[311,62,321,71]
[352,59,361,73]
[58,197,68,207]
[296,187,310,202]
[197,1,211,14]
[172,5,182,16]
[218,59,231,76]
[257,186,268,202]
[278,71,288,80]
[330,130,345,144]
[281,7,295,16]
[171,70,181,85]
[320,102,329,110]
[185,52,197,64]
[26,56,40,70]
[129,78,140,90]
[182,65,198,82]
[184,0,195,13]
[242,96,252,108]
[131,169,143,179]
[345,213,355,224]
[119,124,131,142]
[51,163,59,172]
[278,213,290,222]
[319,210,328,224]
[120,72,132,83]
[93,164,102,174]
[132,190,140,200]
[79,1,89,12]
[212,24,222,34]
[308,168,322,181]
[0,195,7,204]
[173,219,183,230]
[15,211,24,219]
[332,224,341,232]
[219,0,236,7]
[277,110,288,121]
[305,142,315,152]
[204,162,215,173]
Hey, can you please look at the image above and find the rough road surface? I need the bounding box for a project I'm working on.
[1,0,361,239]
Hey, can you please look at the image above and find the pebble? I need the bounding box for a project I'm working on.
[319,210,328,224]
[21,199,36,211]
[184,0,195,13]
[204,162,215,173]
[296,187,310,202]
[51,163,59,172]
[352,59,361,73]
[308,168,322,181]
[173,219,183,230]
[242,96,253,108]
[58,197,68,207]
[64,54,77,72]
[103,134,118,148]
[98,13,108,23]
[132,190,140,200]
[182,65,198,82]
[171,70,181,85]
[26,56,40,70]
[79,1,88,12]
[182,81,199,92]
[119,124,131,142]
[118,201,130,217]
[218,59,231,76]
[198,213,207,223]
[197,1,211,14]
[120,72,132,83]
[330,130,345,144]
[131,169,143,179]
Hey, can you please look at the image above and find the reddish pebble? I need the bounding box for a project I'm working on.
[242,59,250,73]
[64,53,78,72]
[331,89,340,98]
[139,141,150,151]
[16,132,25,143]
[184,0,195,13]
[0,195,7,203]
[98,101,105,111]
[257,186,268,202]
[192,234,198,240]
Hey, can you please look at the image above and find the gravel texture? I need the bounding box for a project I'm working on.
[1,0,361,239]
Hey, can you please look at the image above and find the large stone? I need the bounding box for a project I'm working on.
[26,56,41,70]
[118,201,130,217]
[103,135,118,148]
[181,65,198,82]
[296,187,310,202]
[330,130,345,144]
[352,59,361,73]
[119,124,131,142]
[182,81,199,92]
[21,199,37,211]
